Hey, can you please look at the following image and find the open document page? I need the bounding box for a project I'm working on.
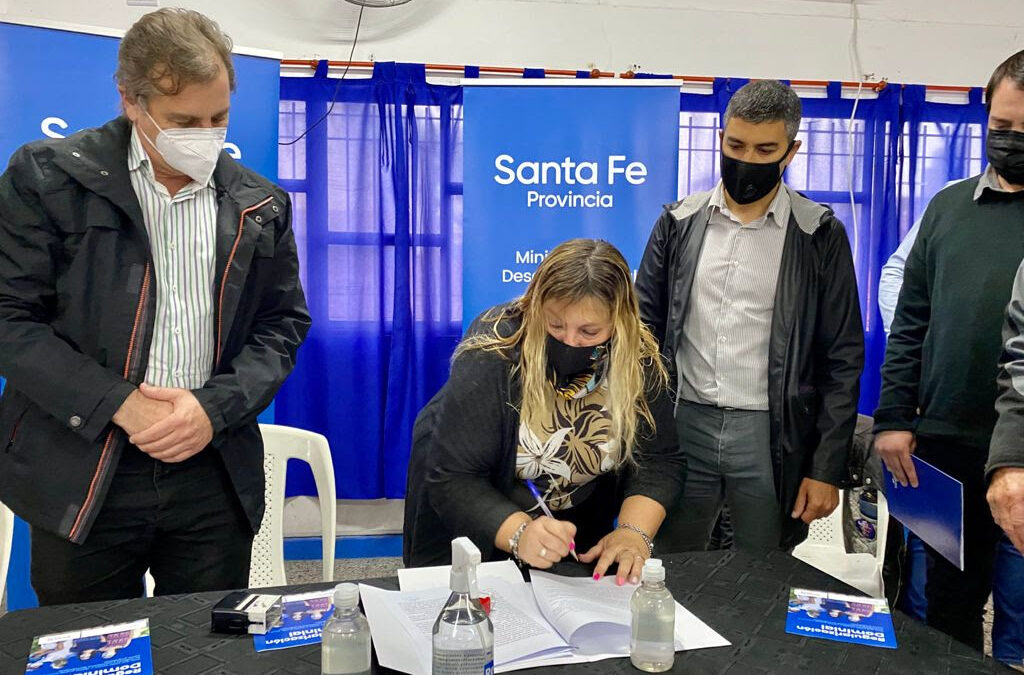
[529,571,731,655]
[359,579,572,675]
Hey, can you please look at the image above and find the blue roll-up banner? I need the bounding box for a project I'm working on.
[0,19,280,610]
[462,83,680,327]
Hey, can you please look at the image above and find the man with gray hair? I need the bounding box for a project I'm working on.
[0,9,310,603]
[637,79,863,553]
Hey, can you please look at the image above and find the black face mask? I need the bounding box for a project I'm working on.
[720,141,794,205]
[546,334,607,379]
[987,129,1024,186]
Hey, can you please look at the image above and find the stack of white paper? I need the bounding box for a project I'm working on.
[360,561,729,675]
[396,560,527,591]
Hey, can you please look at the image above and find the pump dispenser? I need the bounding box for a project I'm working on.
[431,538,495,674]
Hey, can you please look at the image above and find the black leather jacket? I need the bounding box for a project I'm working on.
[635,185,864,549]
[0,117,310,543]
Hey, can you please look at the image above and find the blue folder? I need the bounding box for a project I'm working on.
[883,455,964,569]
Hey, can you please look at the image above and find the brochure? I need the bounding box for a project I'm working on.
[253,589,336,652]
[25,619,152,675]
[785,588,897,649]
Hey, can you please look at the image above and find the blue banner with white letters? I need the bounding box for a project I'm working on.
[0,19,280,611]
[462,84,680,326]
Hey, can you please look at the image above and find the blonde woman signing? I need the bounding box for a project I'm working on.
[403,239,686,585]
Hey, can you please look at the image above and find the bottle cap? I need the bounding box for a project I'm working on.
[642,558,665,582]
[333,582,360,608]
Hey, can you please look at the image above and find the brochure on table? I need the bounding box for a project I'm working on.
[785,588,897,649]
[25,619,152,675]
[253,589,336,652]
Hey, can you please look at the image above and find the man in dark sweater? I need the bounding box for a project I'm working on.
[874,50,1024,651]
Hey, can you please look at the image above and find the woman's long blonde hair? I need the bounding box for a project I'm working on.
[456,239,667,464]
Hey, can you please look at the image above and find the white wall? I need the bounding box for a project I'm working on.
[3,0,1023,87]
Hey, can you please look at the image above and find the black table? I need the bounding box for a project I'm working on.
[0,550,1012,674]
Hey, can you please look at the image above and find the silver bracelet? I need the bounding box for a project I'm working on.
[508,521,529,563]
[618,522,654,556]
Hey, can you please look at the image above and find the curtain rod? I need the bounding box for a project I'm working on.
[281,59,614,78]
[281,59,973,93]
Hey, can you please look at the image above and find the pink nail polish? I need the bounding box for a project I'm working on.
[569,541,576,551]
[593,573,601,581]
[616,578,625,586]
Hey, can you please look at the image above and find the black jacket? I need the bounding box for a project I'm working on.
[0,118,311,543]
[403,310,686,567]
[635,185,864,550]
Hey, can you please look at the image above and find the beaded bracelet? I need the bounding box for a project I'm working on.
[618,522,654,556]
[508,521,529,563]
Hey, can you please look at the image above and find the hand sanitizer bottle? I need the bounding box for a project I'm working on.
[431,537,494,674]
[630,558,675,672]
[321,583,371,675]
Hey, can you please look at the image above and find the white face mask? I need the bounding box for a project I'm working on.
[140,106,227,185]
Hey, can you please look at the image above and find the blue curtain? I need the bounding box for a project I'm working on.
[899,85,988,233]
[798,83,902,415]
[274,63,463,498]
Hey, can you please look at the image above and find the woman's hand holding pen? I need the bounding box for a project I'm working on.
[518,516,577,569]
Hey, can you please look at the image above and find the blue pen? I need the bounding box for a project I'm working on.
[525,479,580,561]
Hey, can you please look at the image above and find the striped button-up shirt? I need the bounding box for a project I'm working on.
[128,126,218,389]
[676,182,791,411]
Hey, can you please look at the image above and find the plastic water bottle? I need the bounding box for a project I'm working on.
[321,583,372,675]
[630,558,675,672]
[432,537,494,675]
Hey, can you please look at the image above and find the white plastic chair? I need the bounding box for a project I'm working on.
[145,424,336,595]
[250,424,337,588]
[792,489,889,597]
[0,500,13,605]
